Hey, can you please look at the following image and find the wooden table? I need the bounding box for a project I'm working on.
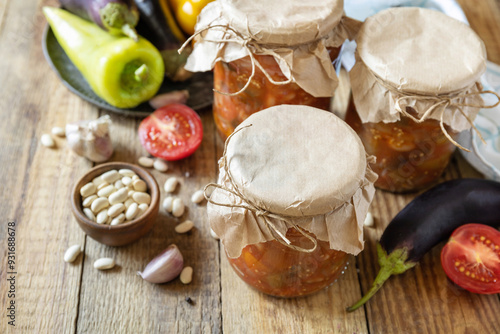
[1,0,500,333]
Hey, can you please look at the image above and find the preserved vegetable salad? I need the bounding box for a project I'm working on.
[227,228,349,297]
[213,49,340,139]
[345,100,457,192]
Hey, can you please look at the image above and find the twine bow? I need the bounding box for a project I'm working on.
[371,71,500,152]
[203,125,318,253]
[178,24,294,96]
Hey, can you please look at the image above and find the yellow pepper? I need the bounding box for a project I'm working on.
[169,0,214,36]
[43,7,164,109]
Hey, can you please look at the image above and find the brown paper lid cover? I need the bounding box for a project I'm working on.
[357,7,486,95]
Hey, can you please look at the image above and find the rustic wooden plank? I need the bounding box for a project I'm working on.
[0,0,94,333]
[75,108,222,333]
[457,0,500,64]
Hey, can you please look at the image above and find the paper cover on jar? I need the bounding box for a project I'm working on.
[182,0,362,97]
[350,7,493,133]
[206,105,377,258]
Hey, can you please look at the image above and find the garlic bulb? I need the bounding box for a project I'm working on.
[138,244,184,284]
[66,115,113,162]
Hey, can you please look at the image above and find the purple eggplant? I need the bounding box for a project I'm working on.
[347,178,500,311]
[59,0,139,40]
[134,0,192,81]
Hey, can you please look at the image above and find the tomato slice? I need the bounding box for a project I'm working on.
[441,224,500,294]
[138,104,203,161]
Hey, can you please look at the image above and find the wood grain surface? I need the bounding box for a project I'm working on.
[0,0,499,333]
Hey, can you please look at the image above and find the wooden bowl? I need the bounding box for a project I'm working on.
[71,162,160,246]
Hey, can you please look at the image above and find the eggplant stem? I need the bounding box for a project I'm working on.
[122,24,138,42]
[346,243,417,312]
[346,264,394,311]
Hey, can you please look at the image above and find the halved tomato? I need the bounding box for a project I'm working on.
[441,224,500,294]
[138,104,203,161]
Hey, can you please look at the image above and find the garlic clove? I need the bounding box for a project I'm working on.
[137,244,184,284]
[66,115,113,162]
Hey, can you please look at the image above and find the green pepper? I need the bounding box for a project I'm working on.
[43,7,164,109]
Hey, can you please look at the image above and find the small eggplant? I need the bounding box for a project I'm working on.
[134,0,193,81]
[59,0,139,40]
[347,178,500,311]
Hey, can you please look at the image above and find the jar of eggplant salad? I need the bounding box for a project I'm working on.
[181,0,361,139]
[205,105,377,297]
[345,7,499,193]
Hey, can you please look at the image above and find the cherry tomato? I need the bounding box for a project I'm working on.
[441,224,500,294]
[138,104,203,161]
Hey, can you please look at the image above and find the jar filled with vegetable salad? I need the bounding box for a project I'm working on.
[181,0,360,140]
[346,7,498,193]
[206,105,377,297]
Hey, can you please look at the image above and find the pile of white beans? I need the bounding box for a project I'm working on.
[80,169,151,225]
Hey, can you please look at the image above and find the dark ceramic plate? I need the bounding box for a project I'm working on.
[42,25,213,117]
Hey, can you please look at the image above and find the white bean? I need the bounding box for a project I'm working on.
[363,212,374,227]
[114,180,124,189]
[124,198,135,209]
[41,134,55,148]
[101,170,120,183]
[52,126,66,137]
[137,203,149,217]
[153,159,168,172]
[96,209,109,224]
[64,244,82,263]
[132,175,140,181]
[133,192,151,205]
[110,213,125,226]
[97,185,116,197]
[92,176,106,187]
[138,156,154,168]
[94,258,115,270]
[133,179,147,192]
[172,198,185,217]
[80,182,97,197]
[210,228,219,240]
[82,195,98,208]
[91,197,109,213]
[83,208,96,221]
[126,202,139,220]
[128,190,135,198]
[109,188,128,205]
[180,266,193,284]
[121,176,132,186]
[175,220,194,234]
[191,190,205,204]
[97,181,109,190]
[108,203,125,218]
[164,177,178,193]
[119,169,136,177]
[162,196,174,212]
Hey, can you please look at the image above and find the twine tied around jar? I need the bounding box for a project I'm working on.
[203,125,319,253]
[178,25,295,96]
[371,72,500,152]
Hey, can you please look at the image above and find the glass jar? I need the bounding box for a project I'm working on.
[213,49,340,140]
[345,98,458,192]
[227,228,349,297]
[348,7,487,192]
[184,0,356,139]
[207,105,376,298]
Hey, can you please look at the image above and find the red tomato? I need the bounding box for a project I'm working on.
[441,224,500,294]
[138,104,203,161]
